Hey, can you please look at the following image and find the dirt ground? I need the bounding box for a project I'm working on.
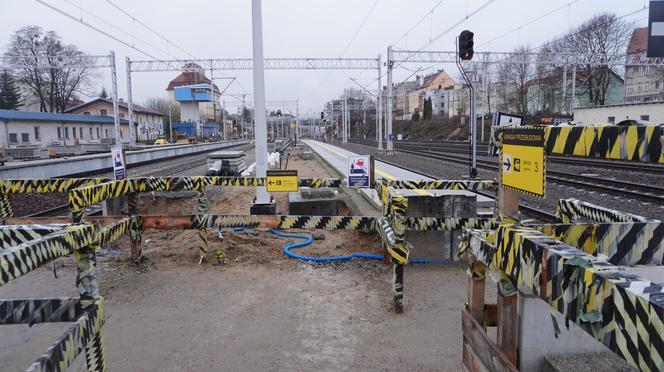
[0,144,471,371]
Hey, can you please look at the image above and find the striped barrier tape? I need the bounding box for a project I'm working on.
[556,198,654,224]
[467,224,664,371]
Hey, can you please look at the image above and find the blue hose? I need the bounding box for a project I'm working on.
[269,229,450,263]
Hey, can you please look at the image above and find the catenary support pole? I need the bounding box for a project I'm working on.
[110,51,122,149]
[251,0,270,205]
[386,46,394,154]
[562,64,568,113]
[125,56,136,145]
[571,64,576,111]
[377,53,384,151]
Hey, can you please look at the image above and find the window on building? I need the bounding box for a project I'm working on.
[83,112,90,115]
[21,133,29,142]
[105,129,109,138]
[100,109,107,115]
[89,127,93,138]
[8,133,18,143]
[641,115,650,121]
[119,114,124,118]
[79,127,83,138]
[638,83,643,92]
[608,116,615,123]
[34,127,40,141]
[65,127,70,139]
[97,127,100,138]
[57,127,62,139]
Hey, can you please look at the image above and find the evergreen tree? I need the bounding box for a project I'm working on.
[99,87,108,99]
[423,97,433,120]
[0,70,23,110]
[411,111,420,121]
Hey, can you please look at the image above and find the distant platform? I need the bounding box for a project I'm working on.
[303,140,494,209]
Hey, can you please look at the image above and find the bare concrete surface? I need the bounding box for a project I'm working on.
[0,259,467,371]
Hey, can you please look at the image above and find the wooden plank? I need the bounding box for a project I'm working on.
[496,288,518,366]
[462,307,518,372]
[468,275,486,322]
[484,304,497,327]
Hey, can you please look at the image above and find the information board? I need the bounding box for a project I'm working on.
[347,155,373,188]
[111,147,126,181]
[266,170,298,192]
[501,128,545,197]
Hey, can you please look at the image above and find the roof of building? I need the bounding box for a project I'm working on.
[166,71,220,93]
[420,70,455,90]
[628,27,648,54]
[0,109,130,124]
[64,98,163,116]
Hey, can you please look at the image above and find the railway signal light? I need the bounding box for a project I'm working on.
[458,30,474,61]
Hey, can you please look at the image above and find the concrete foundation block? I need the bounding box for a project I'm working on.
[288,188,339,216]
[250,201,277,215]
[399,190,477,261]
[518,295,613,372]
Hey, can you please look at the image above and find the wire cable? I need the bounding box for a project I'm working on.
[478,0,582,48]
[104,0,197,59]
[59,0,177,59]
[35,0,159,59]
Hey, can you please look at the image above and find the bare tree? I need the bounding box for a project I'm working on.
[144,96,180,122]
[556,13,632,106]
[3,26,98,112]
[496,45,533,115]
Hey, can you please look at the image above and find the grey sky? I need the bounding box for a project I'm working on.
[1,0,649,115]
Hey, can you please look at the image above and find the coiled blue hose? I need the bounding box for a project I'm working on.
[269,229,451,264]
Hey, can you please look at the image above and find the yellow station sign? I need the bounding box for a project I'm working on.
[501,128,546,197]
[266,170,298,192]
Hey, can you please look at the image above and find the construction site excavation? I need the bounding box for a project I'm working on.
[2,1,664,372]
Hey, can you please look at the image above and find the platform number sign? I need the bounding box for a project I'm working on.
[111,146,126,181]
[347,155,373,188]
[500,128,545,197]
[266,170,298,192]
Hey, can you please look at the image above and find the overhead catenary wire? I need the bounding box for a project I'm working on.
[104,0,197,60]
[478,0,582,48]
[59,0,178,59]
[35,0,159,60]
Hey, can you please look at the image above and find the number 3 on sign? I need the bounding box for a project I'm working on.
[535,162,539,172]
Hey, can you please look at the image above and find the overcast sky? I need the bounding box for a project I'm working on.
[1,0,649,115]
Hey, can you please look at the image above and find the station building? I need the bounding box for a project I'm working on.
[0,109,130,148]
[573,101,664,124]
[65,98,164,141]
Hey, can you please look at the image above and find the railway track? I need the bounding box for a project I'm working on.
[356,139,664,174]
[375,157,558,222]
[25,144,255,217]
[351,140,664,204]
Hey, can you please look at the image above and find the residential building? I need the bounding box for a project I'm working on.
[0,109,130,148]
[525,69,624,115]
[407,70,456,116]
[166,63,221,123]
[65,98,164,141]
[424,88,450,118]
[625,27,664,104]
[573,101,664,124]
[392,80,418,120]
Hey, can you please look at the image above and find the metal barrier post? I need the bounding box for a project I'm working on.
[127,192,142,260]
[197,188,209,263]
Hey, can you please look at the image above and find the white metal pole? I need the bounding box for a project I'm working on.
[571,64,576,111]
[386,46,394,153]
[562,64,568,113]
[125,56,136,145]
[377,54,384,151]
[251,0,270,204]
[222,100,226,139]
[296,99,299,143]
[110,51,122,149]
